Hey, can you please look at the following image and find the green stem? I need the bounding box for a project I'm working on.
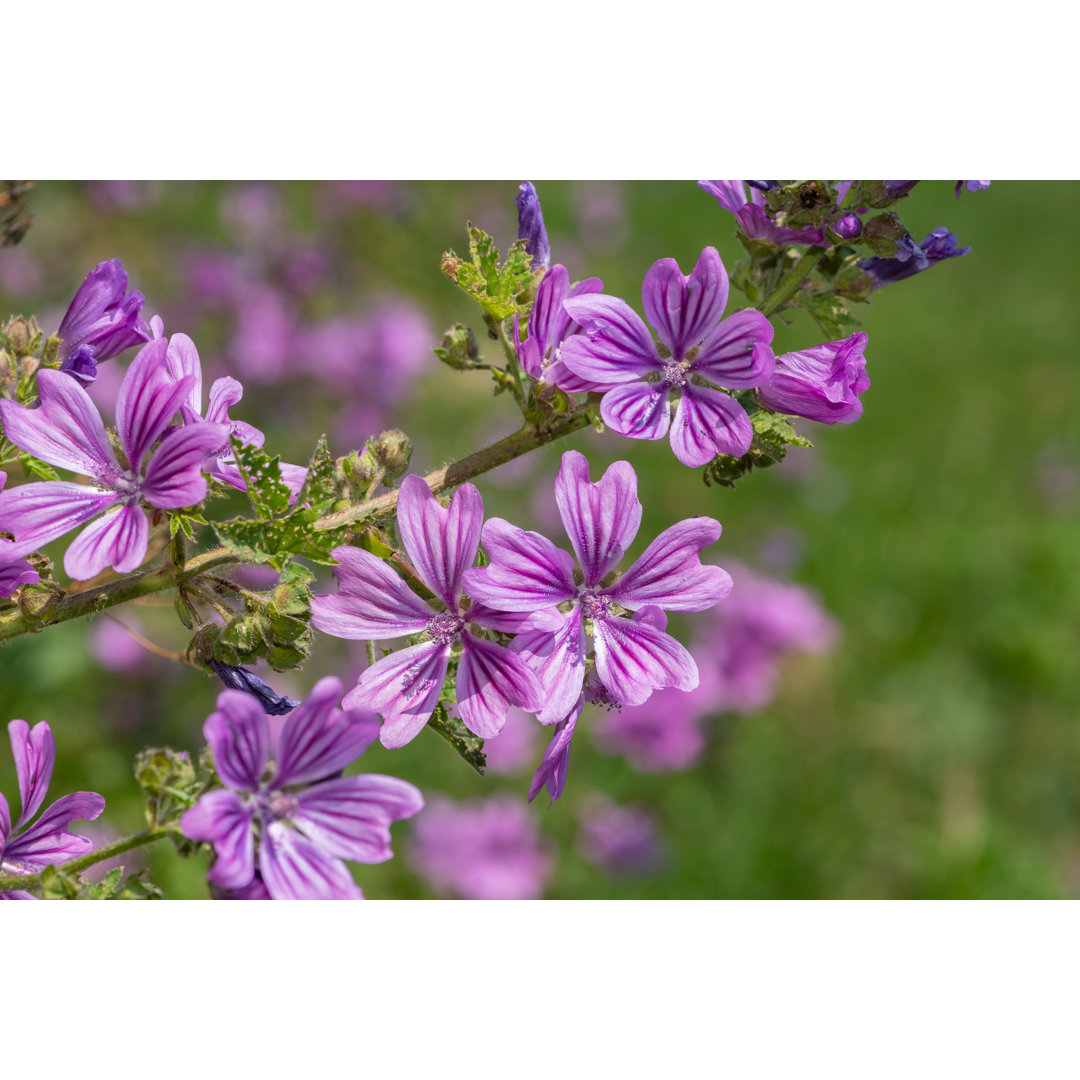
[0,826,172,894]
[758,246,827,318]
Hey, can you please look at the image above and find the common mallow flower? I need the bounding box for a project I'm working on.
[0,338,227,579]
[697,181,828,246]
[310,475,544,748]
[516,181,550,270]
[515,264,605,394]
[462,450,733,727]
[560,247,774,467]
[1,720,105,899]
[577,794,665,876]
[180,676,423,900]
[0,473,39,598]
[859,227,970,288]
[56,259,150,386]
[756,331,870,425]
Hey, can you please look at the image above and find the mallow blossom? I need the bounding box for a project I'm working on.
[756,331,870,425]
[697,181,828,246]
[860,227,970,288]
[310,475,544,748]
[560,247,775,467]
[1,720,105,899]
[0,473,40,597]
[56,259,150,386]
[463,450,732,729]
[180,676,423,900]
[516,263,605,394]
[0,338,228,579]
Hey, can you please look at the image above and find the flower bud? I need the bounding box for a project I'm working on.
[756,332,870,425]
[4,316,31,355]
[372,428,412,480]
[832,213,862,240]
[516,182,550,270]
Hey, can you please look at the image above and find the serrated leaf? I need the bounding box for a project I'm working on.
[442,224,541,321]
[230,438,293,518]
[17,451,59,481]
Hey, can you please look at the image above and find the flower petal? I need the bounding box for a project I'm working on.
[3,791,105,866]
[592,616,699,707]
[291,774,424,862]
[456,633,544,739]
[554,450,641,587]
[609,518,731,612]
[0,370,116,479]
[462,518,576,612]
[259,820,364,899]
[0,481,119,557]
[63,502,149,580]
[395,475,482,608]
[511,609,586,725]
[141,422,229,509]
[642,248,728,355]
[697,180,748,213]
[669,385,753,467]
[528,698,583,805]
[203,689,270,792]
[0,558,38,596]
[692,309,776,386]
[116,338,196,470]
[310,546,432,640]
[347,641,450,749]
[163,332,204,415]
[180,789,256,891]
[273,676,374,787]
[600,381,672,441]
[559,295,660,384]
[8,720,55,830]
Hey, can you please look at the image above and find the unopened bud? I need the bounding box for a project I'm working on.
[372,429,412,480]
[832,213,863,241]
[4,316,31,355]
[434,323,480,370]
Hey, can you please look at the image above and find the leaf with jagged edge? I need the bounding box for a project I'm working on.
[441,224,541,321]
[230,437,292,518]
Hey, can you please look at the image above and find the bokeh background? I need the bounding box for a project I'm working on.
[1,180,1077,899]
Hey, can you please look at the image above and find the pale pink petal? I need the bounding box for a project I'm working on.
[181,790,256,891]
[456,633,544,739]
[260,820,364,899]
[116,338,195,469]
[203,690,270,792]
[642,248,728,355]
[559,295,661,384]
[669,385,753,467]
[691,309,775,386]
[0,481,120,557]
[63,503,149,579]
[7,720,55,830]
[511,609,586,725]
[141,423,228,508]
[600,381,672,441]
[592,616,699,707]
[462,519,576,612]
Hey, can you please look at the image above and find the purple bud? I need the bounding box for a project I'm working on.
[833,213,862,240]
[516,181,550,270]
[859,226,970,288]
[745,180,780,192]
[57,259,150,364]
[208,660,300,715]
[883,181,919,197]
[58,344,98,386]
[955,180,991,197]
[757,331,870,425]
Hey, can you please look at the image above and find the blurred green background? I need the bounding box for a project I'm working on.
[2,180,1078,899]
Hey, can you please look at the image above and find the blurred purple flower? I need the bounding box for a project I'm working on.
[84,181,161,213]
[955,180,991,197]
[0,339,228,579]
[577,795,665,876]
[561,247,775,466]
[311,476,543,748]
[181,676,422,900]
[483,707,540,775]
[757,331,870,425]
[220,184,282,242]
[90,617,151,674]
[859,227,970,288]
[700,562,838,714]
[228,283,297,381]
[592,682,710,773]
[698,181,827,246]
[407,793,553,900]
[56,259,151,385]
[516,181,550,270]
[463,450,732,727]
[1,720,105,899]
[0,246,43,296]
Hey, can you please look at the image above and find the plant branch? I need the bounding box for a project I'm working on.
[758,246,827,318]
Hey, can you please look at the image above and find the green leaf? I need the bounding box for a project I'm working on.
[17,451,59,482]
[441,224,541,320]
[230,438,293,518]
[703,408,812,488]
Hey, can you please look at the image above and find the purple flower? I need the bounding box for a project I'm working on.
[516,181,550,270]
[407,793,553,900]
[462,450,732,728]
[0,473,40,598]
[56,259,151,384]
[483,707,540,775]
[515,264,605,393]
[955,180,991,197]
[310,475,544,748]
[833,213,862,240]
[577,794,665,876]
[0,338,228,579]
[756,331,870,425]
[180,676,423,900]
[1,720,105,899]
[697,181,828,246]
[859,227,971,288]
[560,248,775,467]
[528,695,583,805]
[592,683,710,773]
[698,562,838,714]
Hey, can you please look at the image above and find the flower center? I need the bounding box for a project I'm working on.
[579,591,610,620]
[264,792,299,821]
[111,471,140,498]
[426,611,464,646]
[661,359,688,387]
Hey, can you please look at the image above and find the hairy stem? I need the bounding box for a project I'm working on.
[758,246,827,318]
[0,826,172,894]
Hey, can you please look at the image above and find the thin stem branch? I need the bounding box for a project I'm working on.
[757,246,827,318]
